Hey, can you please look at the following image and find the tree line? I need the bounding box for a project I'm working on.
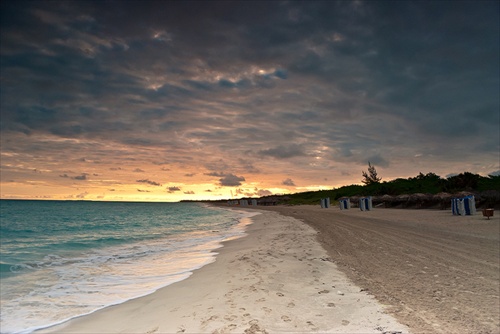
[282,169,499,206]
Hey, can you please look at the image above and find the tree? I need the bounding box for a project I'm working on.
[362,162,382,185]
[446,172,480,192]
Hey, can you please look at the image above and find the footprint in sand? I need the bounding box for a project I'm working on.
[256,298,266,302]
[306,321,319,330]
[262,307,272,314]
[202,315,218,325]
[146,327,159,334]
[342,320,350,326]
[318,290,330,294]
[244,323,268,334]
[213,324,236,334]
[287,302,295,308]
[276,292,284,297]
[281,315,292,322]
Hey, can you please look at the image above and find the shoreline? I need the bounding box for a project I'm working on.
[38,208,409,334]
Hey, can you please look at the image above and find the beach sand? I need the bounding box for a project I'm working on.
[39,209,409,334]
[254,205,500,334]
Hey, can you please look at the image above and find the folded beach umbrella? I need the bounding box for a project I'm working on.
[339,198,350,210]
[359,197,372,211]
[463,195,476,215]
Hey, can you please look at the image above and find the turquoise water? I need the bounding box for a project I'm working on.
[0,200,255,333]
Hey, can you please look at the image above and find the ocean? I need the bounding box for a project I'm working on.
[0,200,257,334]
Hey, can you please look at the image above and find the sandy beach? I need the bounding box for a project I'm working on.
[39,209,409,334]
[255,206,500,334]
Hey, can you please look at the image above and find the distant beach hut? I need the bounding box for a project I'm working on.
[320,198,330,208]
[240,199,248,206]
[339,198,350,210]
[359,196,373,211]
[251,199,257,206]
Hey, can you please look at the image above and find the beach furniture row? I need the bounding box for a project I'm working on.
[227,199,258,206]
[323,197,373,211]
[338,197,372,211]
[331,194,485,217]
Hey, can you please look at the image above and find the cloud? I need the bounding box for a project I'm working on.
[133,168,145,173]
[184,190,195,194]
[237,158,260,174]
[257,189,272,196]
[167,186,181,193]
[205,171,246,187]
[73,174,88,180]
[136,179,162,186]
[219,173,246,187]
[282,178,296,186]
[258,144,308,159]
[365,156,389,168]
[76,191,88,198]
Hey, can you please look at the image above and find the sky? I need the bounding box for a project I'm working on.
[1,0,499,202]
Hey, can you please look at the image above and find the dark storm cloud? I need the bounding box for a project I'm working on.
[0,0,498,192]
